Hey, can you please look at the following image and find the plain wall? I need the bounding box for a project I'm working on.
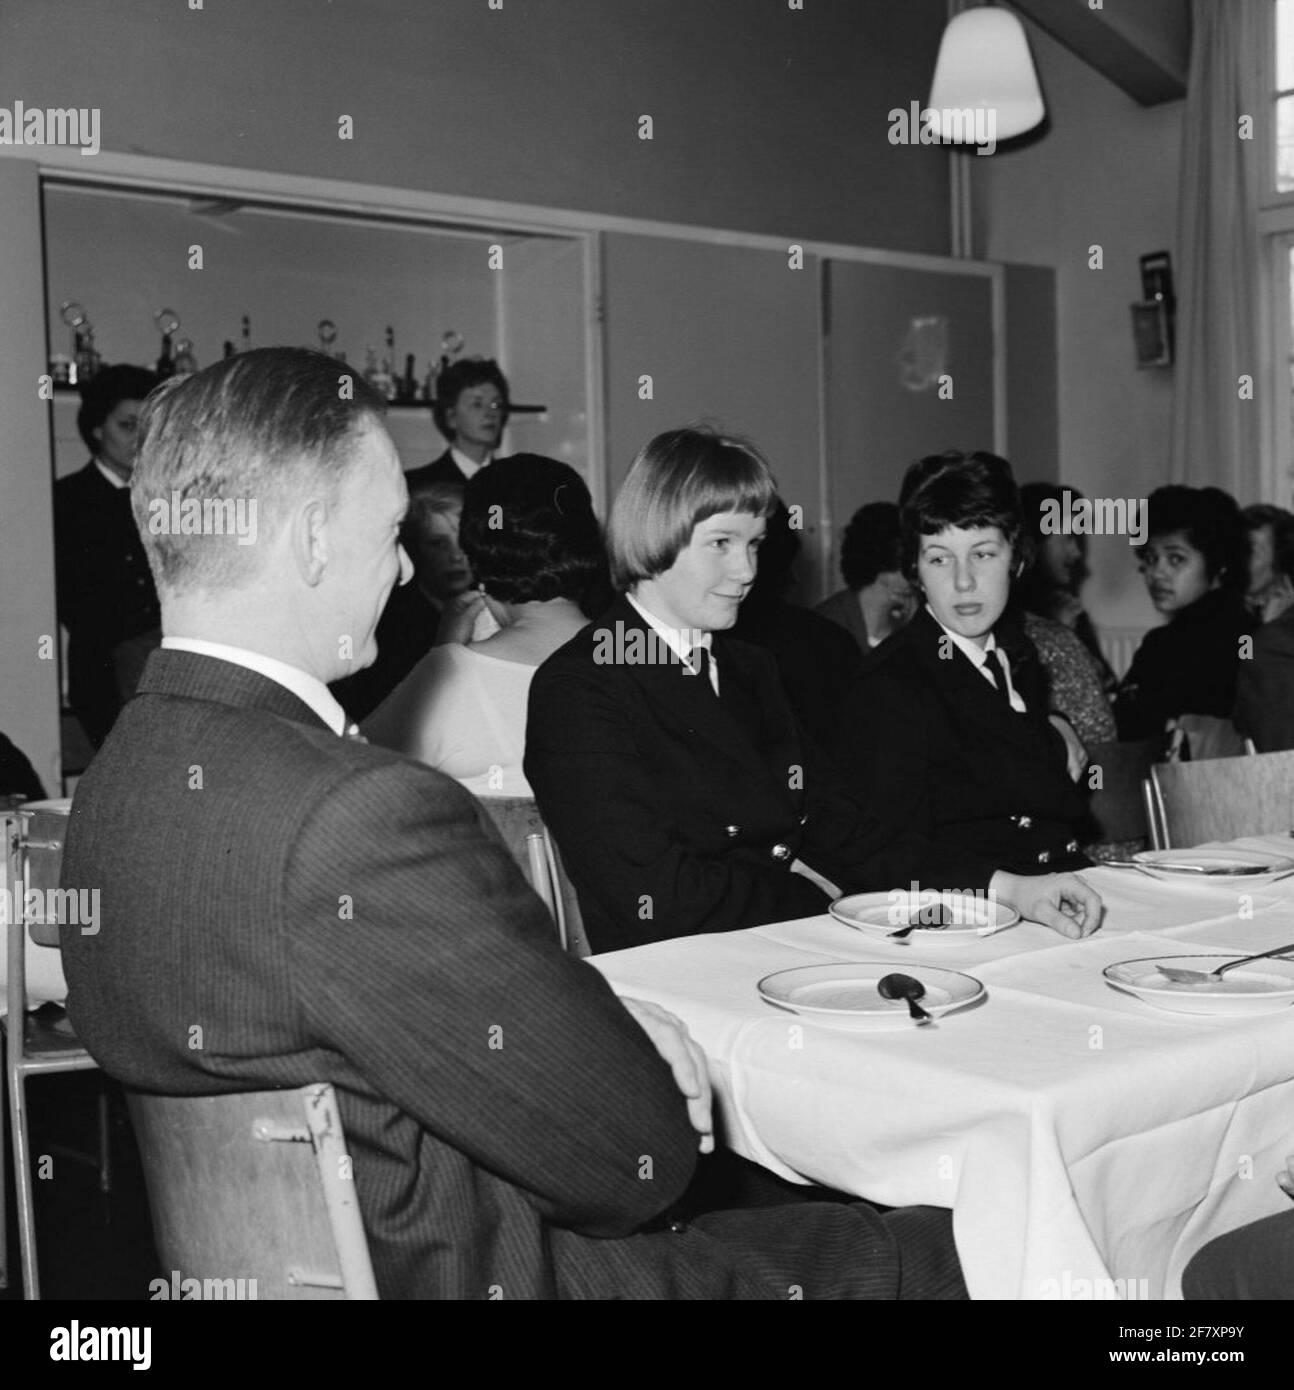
[1,0,951,254]
[971,17,1184,640]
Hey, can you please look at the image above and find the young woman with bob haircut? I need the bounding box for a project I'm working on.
[525,430,1102,954]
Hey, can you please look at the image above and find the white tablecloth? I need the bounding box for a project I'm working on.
[592,836,1294,1300]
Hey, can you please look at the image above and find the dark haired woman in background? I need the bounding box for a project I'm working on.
[527,429,1101,954]
[55,363,163,747]
[1113,485,1252,743]
[364,454,608,795]
[815,501,917,653]
[834,450,1095,877]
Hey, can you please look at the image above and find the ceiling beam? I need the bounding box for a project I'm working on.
[1011,0,1191,105]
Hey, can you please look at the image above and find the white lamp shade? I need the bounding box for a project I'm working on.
[927,6,1045,144]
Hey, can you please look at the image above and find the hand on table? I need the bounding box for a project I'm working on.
[620,997,715,1154]
[990,870,1104,939]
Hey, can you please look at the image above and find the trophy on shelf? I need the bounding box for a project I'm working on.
[153,308,181,379]
[317,318,345,363]
[58,299,100,387]
[427,329,464,404]
[173,337,199,375]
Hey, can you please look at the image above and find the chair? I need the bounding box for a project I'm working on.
[127,1082,378,1300]
[2,801,111,1299]
[1169,714,1248,762]
[475,795,591,958]
[1084,738,1159,848]
[1144,748,1294,849]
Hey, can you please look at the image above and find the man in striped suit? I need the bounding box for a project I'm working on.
[60,348,964,1299]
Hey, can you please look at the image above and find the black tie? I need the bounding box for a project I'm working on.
[990,648,1015,711]
[688,646,717,696]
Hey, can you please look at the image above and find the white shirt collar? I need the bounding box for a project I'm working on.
[95,458,129,490]
[450,445,491,480]
[925,606,1023,711]
[626,593,716,690]
[927,604,999,671]
[626,593,711,663]
[160,637,350,735]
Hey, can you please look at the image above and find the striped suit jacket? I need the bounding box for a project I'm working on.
[60,649,910,1299]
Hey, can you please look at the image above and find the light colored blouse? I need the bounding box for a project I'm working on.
[363,644,535,797]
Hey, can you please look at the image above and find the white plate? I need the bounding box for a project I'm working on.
[1103,954,1294,1015]
[757,962,986,1028]
[828,890,1019,945]
[1132,848,1294,883]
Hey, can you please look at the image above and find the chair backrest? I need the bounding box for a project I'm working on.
[1084,738,1159,845]
[475,795,590,957]
[127,1082,378,1300]
[1146,748,1294,849]
[4,801,73,1018]
[1172,714,1248,762]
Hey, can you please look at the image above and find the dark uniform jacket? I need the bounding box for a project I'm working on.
[525,595,991,955]
[402,448,468,492]
[1234,606,1294,752]
[60,648,917,1300]
[1114,588,1252,742]
[53,461,160,746]
[833,607,1091,878]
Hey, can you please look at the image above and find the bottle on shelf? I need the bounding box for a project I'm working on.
[154,308,181,379]
[59,300,100,386]
[173,337,199,375]
[240,315,252,353]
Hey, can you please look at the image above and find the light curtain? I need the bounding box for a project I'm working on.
[1170,0,1265,498]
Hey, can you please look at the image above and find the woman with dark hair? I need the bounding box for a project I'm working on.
[1113,485,1252,742]
[815,501,918,653]
[364,455,608,794]
[526,429,1101,954]
[55,363,164,747]
[834,450,1096,876]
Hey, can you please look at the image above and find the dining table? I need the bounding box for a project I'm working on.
[590,835,1294,1300]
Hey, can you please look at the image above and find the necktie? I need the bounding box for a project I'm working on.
[990,648,1016,712]
[687,646,718,697]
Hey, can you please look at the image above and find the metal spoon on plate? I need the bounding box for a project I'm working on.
[878,973,934,1025]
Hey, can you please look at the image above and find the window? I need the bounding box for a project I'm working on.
[1277,0,1294,193]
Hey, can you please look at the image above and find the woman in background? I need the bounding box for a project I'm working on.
[364,455,608,796]
[815,501,917,654]
[1114,485,1251,743]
